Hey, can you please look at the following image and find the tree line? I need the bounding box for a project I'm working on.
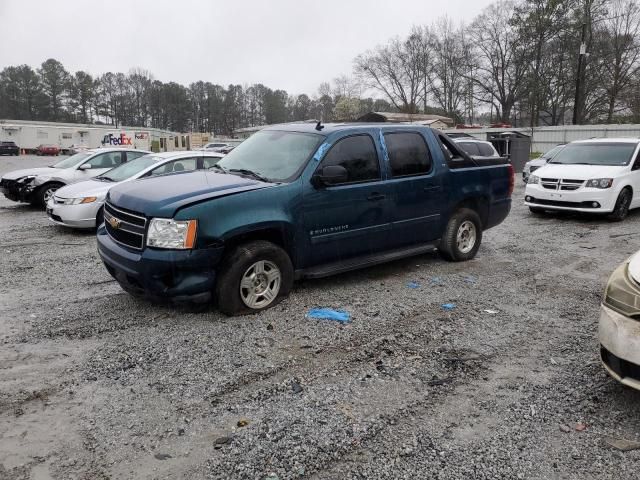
[0,60,396,135]
[356,0,640,126]
[1,0,639,133]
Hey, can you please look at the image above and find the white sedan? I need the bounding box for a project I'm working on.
[524,138,640,221]
[46,151,224,229]
[600,251,640,390]
[0,148,149,207]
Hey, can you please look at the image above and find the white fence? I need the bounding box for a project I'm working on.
[443,124,640,153]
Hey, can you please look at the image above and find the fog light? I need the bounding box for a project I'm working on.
[525,196,532,202]
[592,202,600,208]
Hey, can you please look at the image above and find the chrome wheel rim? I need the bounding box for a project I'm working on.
[240,260,281,309]
[43,187,57,204]
[456,220,477,254]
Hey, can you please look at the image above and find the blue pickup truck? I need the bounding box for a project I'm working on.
[97,123,513,315]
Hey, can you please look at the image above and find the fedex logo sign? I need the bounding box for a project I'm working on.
[102,133,133,146]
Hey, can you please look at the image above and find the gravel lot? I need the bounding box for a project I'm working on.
[2,155,640,479]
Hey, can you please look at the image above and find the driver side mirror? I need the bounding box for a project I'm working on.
[78,163,91,170]
[312,165,349,187]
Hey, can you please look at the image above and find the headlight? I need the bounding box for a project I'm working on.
[528,175,540,184]
[604,262,640,317]
[586,178,613,189]
[18,175,35,184]
[63,196,98,205]
[147,218,197,249]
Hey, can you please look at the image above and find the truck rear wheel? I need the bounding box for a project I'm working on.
[438,208,482,262]
[215,240,293,316]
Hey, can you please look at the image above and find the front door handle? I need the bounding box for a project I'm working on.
[367,192,386,201]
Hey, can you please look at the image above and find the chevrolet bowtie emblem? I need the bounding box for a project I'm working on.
[108,216,121,229]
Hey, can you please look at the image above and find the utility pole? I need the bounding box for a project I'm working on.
[572,22,587,125]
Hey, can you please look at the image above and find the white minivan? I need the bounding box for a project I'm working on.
[524,138,640,221]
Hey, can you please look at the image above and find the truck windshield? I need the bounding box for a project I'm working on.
[549,143,637,166]
[216,131,324,182]
[98,155,160,182]
[51,152,92,169]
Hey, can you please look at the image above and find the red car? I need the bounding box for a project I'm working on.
[36,144,60,156]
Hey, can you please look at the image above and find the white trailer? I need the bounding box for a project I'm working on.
[0,119,180,153]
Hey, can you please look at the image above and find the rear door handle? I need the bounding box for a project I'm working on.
[367,193,386,201]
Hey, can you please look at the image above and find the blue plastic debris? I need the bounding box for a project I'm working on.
[407,281,420,289]
[430,276,443,285]
[307,308,351,324]
[441,303,457,311]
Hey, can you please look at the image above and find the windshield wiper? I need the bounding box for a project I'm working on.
[228,168,269,182]
[98,176,115,182]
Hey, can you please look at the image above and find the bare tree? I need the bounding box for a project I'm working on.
[466,1,529,123]
[599,0,640,121]
[354,35,426,113]
[429,18,466,119]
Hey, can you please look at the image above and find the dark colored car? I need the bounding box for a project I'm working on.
[0,141,19,156]
[36,144,61,156]
[98,124,513,315]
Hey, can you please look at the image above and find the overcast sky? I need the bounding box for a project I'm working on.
[0,0,494,96]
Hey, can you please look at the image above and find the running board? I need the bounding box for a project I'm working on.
[298,242,439,280]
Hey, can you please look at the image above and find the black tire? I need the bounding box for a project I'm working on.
[34,182,63,208]
[608,188,632,222]
[438,208,483,262]
[215,240,293,316]
[529,206,546,214]
[95,207,104,228]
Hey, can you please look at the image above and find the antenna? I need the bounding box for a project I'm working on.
[315,121,324,131]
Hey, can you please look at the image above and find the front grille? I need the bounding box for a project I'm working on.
[540,178,585,191]
[601,346,640,382]
[104,202,147,250]
[528,197,599,208]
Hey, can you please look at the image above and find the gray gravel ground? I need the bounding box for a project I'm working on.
[2,155,640,479]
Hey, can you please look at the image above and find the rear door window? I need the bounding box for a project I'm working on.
[458,142,480,156]
[477,143,496,156]
[384,132,432,177]
[84,151,124,169]
[203,156,222,168]
[149,158,198,176]
[318,135,380,184]
[125,151,147,161]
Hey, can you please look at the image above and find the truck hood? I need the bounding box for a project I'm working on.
[107,171,272,218]
[2,167,59,181]
[54,179,112,200]
[534,164,626,179]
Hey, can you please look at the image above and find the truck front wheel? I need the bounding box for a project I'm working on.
[215,240,294,316]
[438,208,483,262]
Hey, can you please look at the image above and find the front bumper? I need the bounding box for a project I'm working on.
[46,199,101,229]
[0,179,36,203]
[524,183,616,213]
[97,226,224,303]
[599,303,640,390]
